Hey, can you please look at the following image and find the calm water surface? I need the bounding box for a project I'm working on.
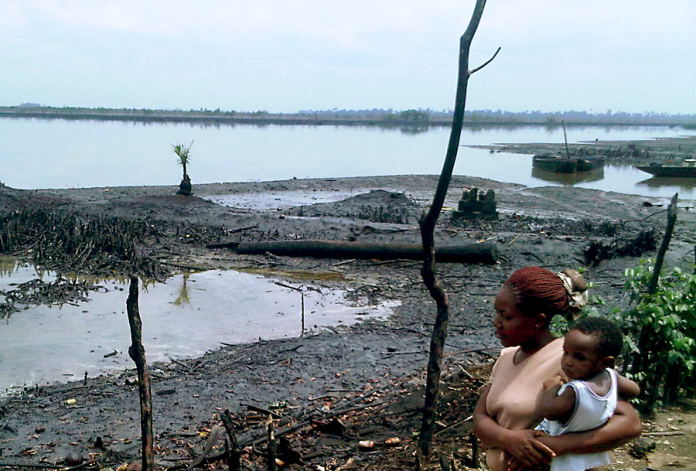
[3,118,696,199]
[0,262,395,394]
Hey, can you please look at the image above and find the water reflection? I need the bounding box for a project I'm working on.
[173,272,192,308]
[531,167,605,186]
[0,267,397,394]
[636,177,696,192]
[0,257,48,281]
[396,125,430,135]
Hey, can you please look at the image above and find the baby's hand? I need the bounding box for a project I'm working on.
[542,375,564,390]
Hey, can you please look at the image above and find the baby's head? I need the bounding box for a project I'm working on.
[562,317,623,381]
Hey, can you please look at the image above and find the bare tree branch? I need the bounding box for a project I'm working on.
[418,0,490,458]
[469,47,501,75]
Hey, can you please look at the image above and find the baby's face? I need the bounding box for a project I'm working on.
[561,329,604,381]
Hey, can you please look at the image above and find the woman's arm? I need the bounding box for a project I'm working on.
[508,401,642,471]
[537,400,642,456]
[473,384,556,468]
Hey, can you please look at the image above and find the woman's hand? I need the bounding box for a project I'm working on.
[507,457,550,471]
[535,400,642,456]
[542,374,564,390]
[503,429,556,469]
[474,385,555,469]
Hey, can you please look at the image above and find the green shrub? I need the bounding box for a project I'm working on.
[617,259,696,408]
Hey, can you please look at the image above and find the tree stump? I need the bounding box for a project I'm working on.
[177,175,192,196]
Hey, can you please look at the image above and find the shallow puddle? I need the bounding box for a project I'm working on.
[204,188,389,211]
[0,263,396,394]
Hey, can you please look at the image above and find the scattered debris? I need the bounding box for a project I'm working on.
[584,230,658,266]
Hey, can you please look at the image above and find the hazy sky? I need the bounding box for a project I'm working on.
[1,1,694,114]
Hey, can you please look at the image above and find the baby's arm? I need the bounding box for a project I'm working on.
[539,375,576,423]
[617,373,641,399]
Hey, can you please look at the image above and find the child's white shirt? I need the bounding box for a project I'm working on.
[536,368,618,471]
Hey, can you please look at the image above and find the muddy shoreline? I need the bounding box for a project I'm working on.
[2,159,696,468]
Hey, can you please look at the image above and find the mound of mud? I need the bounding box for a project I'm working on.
[288,189,423,224]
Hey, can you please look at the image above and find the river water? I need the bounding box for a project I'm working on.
[3,118,696,199]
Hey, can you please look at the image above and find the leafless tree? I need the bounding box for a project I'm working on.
[418,0,499,459]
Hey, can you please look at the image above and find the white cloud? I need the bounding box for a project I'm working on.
[484,0,695,44]
[0,1,27,31]
[1,0,694,113]
[5,1,474,46]
[7,0,696,47]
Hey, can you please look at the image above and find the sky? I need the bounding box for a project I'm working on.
[0,1,694,115]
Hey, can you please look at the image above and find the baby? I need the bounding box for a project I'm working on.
[536,317,641,471]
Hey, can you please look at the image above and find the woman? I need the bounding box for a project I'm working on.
[473,267,641,471]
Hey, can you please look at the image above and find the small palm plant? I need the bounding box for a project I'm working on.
[173,141,194,196]
[173,141,193,179]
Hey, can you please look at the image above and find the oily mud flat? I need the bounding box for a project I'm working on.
[1,170,696,470]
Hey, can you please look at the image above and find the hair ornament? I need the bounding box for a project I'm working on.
[557,269,588,320]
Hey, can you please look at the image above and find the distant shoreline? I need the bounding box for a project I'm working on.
[2,106,695,128]
[0,109,449,127]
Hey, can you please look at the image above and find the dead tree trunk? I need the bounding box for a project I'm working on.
[126,276,155,471]
[418,0,496,459]
[233,240,498,264]
[630,193,678,382]
[647,193,678,295]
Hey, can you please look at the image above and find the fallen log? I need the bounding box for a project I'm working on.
[232,240,498,264]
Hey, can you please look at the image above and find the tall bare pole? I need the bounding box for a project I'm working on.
[562,120,571,160]
[418,0,496,458]
[127,276,155,471]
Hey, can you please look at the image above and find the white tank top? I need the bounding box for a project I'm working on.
[536,368,618,471]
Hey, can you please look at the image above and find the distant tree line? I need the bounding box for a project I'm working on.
[299,108,696,126]
[1,104,695,127]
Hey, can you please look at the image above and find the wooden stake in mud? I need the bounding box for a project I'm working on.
[266,416,277,471]
[126,276,155,471]
[221,410,241,471]
[301,291,305,336]
[418,0,497,459]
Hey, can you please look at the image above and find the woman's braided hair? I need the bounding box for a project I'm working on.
[504,266,587,321]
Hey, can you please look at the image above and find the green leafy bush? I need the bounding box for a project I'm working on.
[617,259,696,408]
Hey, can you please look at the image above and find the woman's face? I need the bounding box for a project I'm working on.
[493,286,543,348]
